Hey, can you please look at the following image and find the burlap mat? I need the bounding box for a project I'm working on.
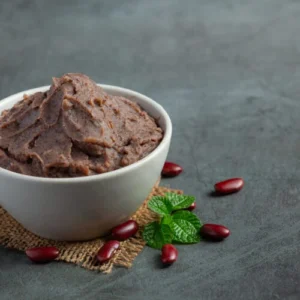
[0,184,182,273]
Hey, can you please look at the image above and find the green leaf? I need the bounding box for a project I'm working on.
[142,221,173,249]
[161,215,173,226]
[171,210,202,243]
[165,192,195,210]
[148,196,173,216]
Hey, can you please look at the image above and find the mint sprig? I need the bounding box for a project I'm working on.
[142,222,173,249]
[143,193,202,249]
[172,210,202,243]
[164,193,195,211]
[147,196,173,216]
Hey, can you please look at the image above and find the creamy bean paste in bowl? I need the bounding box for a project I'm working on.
[0,73,163,178]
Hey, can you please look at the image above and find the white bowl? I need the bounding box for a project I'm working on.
[0,85,172,241]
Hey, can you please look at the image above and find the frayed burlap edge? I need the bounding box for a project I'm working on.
[0,182,182,274]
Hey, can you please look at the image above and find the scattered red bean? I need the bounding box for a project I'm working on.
[187,202,196,211]
[97,240,120,264]
[161,162,183,177]
[25,246,59,263]
[161,244,178,265]
[111,220,139,241]
[200,224,230,241]
[214,178,244,194]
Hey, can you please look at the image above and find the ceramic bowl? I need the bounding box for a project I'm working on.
[0,85,172,241]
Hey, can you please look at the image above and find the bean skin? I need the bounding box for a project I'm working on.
[111,220,139,241]
[97,240,120,264]
[200,224,230,241]
[25,246,59,263]
[161,244,178,265]
[161,162,183,177]
[214,178,244,194]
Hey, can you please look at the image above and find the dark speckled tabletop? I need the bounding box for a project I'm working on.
[1,1,300,299]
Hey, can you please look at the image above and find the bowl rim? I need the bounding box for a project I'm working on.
[0,84,172,184]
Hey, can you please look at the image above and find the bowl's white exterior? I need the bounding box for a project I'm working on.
[0,85,172,241]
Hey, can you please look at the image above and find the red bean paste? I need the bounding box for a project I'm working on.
[0,73,163,177]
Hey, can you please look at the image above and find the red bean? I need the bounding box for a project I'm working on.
[97,240,120,264]
[161,162,183,177]
[161,244,178,265]
[25,246,59,263]
[200,224,230,241]
[187,202,196,211]
[111,220,139,241]
[214,178,244,194]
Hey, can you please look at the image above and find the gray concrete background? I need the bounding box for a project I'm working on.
[1,0,300,299]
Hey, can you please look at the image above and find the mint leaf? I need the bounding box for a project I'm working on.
[142,221,173,249]
[148,196,173,216]
[165,192,195,210]
[161,215,173,226]
[171,211,202,243]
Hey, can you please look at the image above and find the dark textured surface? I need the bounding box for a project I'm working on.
[1,0,300,299]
